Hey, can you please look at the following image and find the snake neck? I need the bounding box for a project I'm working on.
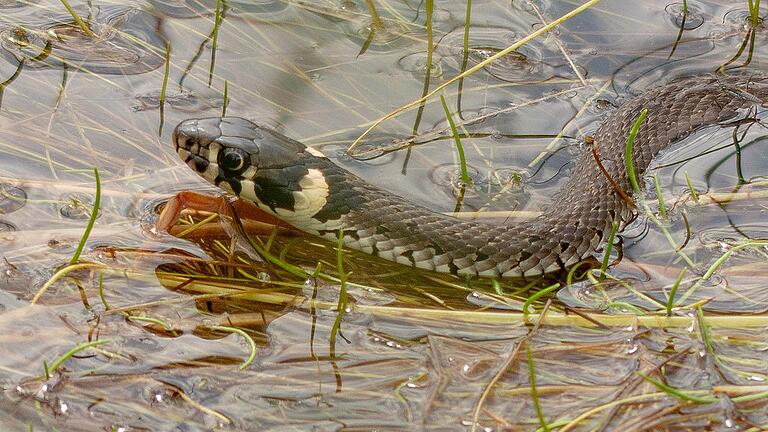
[250,74,768,278]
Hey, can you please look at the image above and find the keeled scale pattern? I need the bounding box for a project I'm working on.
[313,74,768,277]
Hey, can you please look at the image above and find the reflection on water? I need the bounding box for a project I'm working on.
[1,6,165,74]
[0,0,766,430]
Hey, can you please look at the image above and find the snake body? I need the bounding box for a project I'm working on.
[173,74,768,277]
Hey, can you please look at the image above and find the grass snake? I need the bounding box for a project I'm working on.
[171,74,768,278]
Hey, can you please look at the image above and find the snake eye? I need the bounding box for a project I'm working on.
[219,148,249,174]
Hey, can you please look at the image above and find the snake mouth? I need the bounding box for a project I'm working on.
[173,118,221,181]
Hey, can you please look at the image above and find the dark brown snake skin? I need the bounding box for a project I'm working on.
[174,74,768,278]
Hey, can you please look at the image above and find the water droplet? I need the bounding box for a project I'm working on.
[256,272,271,282]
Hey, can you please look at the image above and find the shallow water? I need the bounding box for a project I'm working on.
[0,0,767,430]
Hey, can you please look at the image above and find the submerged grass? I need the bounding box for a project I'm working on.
[527,340,549,432]
[329,229,350,354]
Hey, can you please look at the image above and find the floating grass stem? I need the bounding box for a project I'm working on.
[440,94,470,185]
[653,175,667,218]
[70,167,100,264]
[208,0,224,87]
[665,268,686,316]
[599,221,619,278]
[45,338,111,377]
[527,340,549,431]
[57,0,94,37]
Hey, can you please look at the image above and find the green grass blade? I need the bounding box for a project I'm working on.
[440,94,470,185]
[637,372,717,403]
[599,221,619,278]
[527,340,549,431]
[625,108,648,196]
[653,175,667,218]
[70,167,100,264]
[665,268,686,316]
[684,171,699,203]
[330,229,350,354]
[523,283,560,322]
[208,0,224,87]
[208,325,257,370]
[46,338,112,376]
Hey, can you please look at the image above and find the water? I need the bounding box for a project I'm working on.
[0,0,767,430]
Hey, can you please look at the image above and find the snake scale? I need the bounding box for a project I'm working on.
[172,74,768,278]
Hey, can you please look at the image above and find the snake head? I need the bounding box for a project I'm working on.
[173,117,334,217]
[173,117,311,183]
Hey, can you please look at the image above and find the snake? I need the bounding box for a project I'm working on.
[171,74,768,278]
